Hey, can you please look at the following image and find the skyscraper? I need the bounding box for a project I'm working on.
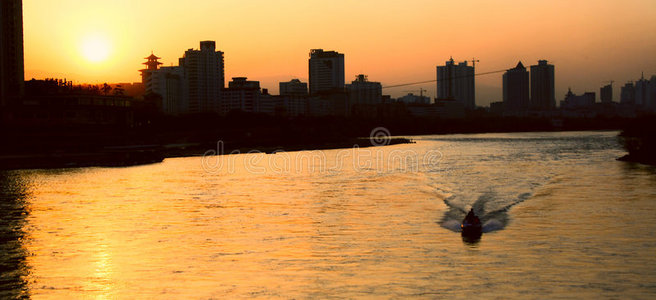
[635,73,649,106]
[0,0,25,105]
[600,83,613,103]
[308,49,344,95]
[620,82,635,105]
[503,62,530,112]
[436,58,475,109]
[648,76,656,110]
[530,60,555,110]
[179,41,225,113]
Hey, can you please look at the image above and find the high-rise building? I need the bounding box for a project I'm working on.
[530,60,555,110]
[620,82,635,105]
[600,83,613,103]
[436,58,475,109]
[279,79,308,96]
[502,62,530,112]
[346,74,382,105]
[1,0,25,105]
[179,41,224,113]
[635,73,649,106]
[221,77,261,114]
[308,49,344,95]
[648,76,656,110]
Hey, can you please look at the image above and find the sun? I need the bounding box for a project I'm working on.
[81,35,111,63]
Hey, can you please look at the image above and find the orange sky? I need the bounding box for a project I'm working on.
[23,0,656,105]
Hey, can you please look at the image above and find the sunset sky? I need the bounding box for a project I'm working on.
[23,0,656,105]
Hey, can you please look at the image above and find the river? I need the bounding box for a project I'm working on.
[1,131,655,298]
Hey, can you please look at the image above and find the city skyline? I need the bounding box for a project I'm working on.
[21,0,656,105]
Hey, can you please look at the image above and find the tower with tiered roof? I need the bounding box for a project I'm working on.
[140,52,162,87]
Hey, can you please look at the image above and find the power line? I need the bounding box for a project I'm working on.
[382,69,507,89]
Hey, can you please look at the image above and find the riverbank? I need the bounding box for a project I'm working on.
[0,137,414,170]
[617,116,656,165]
[2,112,650,170]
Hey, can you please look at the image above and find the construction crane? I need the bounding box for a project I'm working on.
[404,88,428,98]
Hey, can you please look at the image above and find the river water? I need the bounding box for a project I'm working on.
[1,131,656,298]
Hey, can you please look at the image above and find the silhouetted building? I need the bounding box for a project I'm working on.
[307,93,348,117]
[530,60,555,110]
[272,95,307,117]
[406,99,465,119]
[308,49,344,95]
[489,101,504,116]
[221,77,260,113]
[397,93,430,104]
[258,92,280,115]
[648,76,656,110]
[620,82,635,105]
[153,67,184,115]
[502,61,529,113]
[140,53,162,84]
[140,54,185,115]
[276,79,309,116]
[635,74,649,107]
[179,41,224,113]
[346,74,382,105]
[279,79,308,96]
[560,88,595,109]
[600,83,613,103]
[436,58,475,109]
[1,0,25,105]
[16,79,135,127]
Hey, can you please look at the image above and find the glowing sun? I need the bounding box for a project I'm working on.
[81,35,111,63]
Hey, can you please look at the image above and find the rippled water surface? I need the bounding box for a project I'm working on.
[2,131,656,298]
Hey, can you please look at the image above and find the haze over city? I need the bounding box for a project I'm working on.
[23,0,656,105]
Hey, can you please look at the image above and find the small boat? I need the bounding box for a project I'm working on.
[461,208,482,237]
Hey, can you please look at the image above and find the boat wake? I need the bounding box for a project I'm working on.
[440,190,532,233]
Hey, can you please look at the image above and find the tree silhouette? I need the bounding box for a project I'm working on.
[102,83,112,95]
[113,84,125,96]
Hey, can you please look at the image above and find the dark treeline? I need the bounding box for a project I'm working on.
[1,108,643,155]
[2,108,654,169]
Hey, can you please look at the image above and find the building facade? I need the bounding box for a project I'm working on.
[600,83,613,103]
[308,49,344,95]
[530,60,555,110]
[436,58,475,109]
[635,74,649,107]
[620,82,635,105]
[140,54,185,115]
[221,77,261,114]
[346,74,382,105]
[397,93,431,104]
[279,79,308,96]
[560,88,595,109]
[649,76,656,110]
[502,62,530,112]
[179,41,224,113]
[1,0,25,105]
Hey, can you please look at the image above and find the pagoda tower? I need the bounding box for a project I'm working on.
[140,52,162,85]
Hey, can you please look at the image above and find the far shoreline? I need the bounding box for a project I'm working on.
[0,128,633,171]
